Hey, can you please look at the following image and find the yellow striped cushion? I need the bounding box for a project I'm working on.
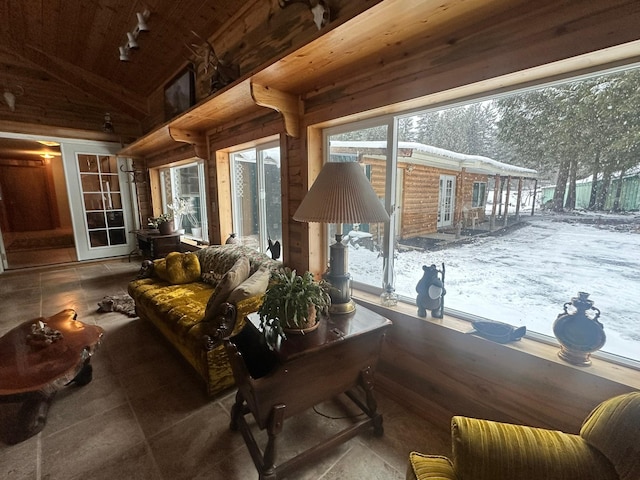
[407,453,456,480]
[581,391,640,480]
[451,416,617,480]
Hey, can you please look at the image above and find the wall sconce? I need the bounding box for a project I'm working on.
[102,112,114,133]
[118,10,150,62]
[40,153,54,165]
[2,85,24,112]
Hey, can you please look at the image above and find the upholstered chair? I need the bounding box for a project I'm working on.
[407,391,640,480]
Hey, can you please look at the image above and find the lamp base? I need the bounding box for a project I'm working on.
[329,299,356,315]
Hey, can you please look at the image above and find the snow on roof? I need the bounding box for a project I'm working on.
[329,140,537,177]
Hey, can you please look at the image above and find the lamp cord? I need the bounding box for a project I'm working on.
[312,405,366,420]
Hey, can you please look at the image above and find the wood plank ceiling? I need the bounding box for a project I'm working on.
[0,0,252,158]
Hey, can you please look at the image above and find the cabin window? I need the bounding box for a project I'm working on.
[324,65,640,365]
[160,161,207,241]
[229,141,282,259]
[472,182,487,208]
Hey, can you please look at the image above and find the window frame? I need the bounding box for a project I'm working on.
[158,159,208,241]
[472,182,487,208]
[320,61,640,370]
[229,139,282,258]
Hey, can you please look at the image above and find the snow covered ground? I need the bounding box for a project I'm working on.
[349,213,640,363]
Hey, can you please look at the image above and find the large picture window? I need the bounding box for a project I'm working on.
[230,142,282,259]
[325,65,640,365]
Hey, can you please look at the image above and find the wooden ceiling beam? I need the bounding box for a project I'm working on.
[0,41,148,120]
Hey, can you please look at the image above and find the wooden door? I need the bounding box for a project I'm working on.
[0,165,55,231]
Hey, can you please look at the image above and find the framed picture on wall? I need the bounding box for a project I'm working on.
[164,66,195,121]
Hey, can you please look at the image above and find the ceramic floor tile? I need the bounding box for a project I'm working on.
[128,377,209,438]
[40,404,145,480]
[148,400,246,480]
[43,373,129,438]
[67,442,162,480]
[315,441,404,480]
[0,433,37,480]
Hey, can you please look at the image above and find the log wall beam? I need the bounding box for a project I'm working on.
[168,127,208,159]
[250,83,301,138]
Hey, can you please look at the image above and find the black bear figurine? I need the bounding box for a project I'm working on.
[416,263,446,318]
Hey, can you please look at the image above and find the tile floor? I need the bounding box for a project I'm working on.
[0,258,450,480]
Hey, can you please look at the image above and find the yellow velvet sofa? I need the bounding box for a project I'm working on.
[407,391,640,480]
[128,244,280,397]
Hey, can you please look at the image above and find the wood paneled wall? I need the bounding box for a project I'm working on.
[357,296,640,436]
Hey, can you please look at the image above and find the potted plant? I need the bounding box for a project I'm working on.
[155,212,174,234]
[258,268,331,347]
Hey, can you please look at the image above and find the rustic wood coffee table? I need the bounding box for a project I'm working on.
[225,305,392,480]
[0,309,104,444]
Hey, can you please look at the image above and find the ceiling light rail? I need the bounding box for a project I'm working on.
[119,10,150,62]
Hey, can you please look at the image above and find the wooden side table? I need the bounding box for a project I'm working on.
[135,229,182,259]
[224,305,392,480]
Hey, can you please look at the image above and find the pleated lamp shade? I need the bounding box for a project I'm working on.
[293,162,390,224]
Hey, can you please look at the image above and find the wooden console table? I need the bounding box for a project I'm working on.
[135,229,182,259]
[224,305,392,480]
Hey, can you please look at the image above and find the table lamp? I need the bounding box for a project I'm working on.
[293,161,390,314]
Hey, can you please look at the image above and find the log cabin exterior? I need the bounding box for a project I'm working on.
[1,0,639,445]
[330,141,537,239]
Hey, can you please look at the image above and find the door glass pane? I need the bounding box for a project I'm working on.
[86,212,106,228]
[99,155,117,173]
[81,174,101,191]
[108,229,126,245]
[89,230,108,247]
[78,154,99,173]
[84,193,104,210]
[106,211,124,227]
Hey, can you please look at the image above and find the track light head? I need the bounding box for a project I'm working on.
[136,11,150,32]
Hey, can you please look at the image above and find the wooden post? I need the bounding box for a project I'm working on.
[531,178,538,216]
[515,177,523,222]
[490,174,500,231]
[503,176,512,227]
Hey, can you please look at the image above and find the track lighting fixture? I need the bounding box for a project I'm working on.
[136,12,149,32]
[119,46,130,62]
[118,10,150,62]
[127,32,139,49]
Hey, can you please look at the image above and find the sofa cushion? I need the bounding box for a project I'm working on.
[154,252,201,284]
[407,453,455,480]
[128,278,214,339]
[196,244,280,285]
[202,256,250,322]
[227,265,270,305]
[580,392,640,480]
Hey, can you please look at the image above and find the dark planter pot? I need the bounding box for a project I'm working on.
[158,220,175,235]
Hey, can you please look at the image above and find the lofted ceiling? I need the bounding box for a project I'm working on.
[0,0,255,161]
